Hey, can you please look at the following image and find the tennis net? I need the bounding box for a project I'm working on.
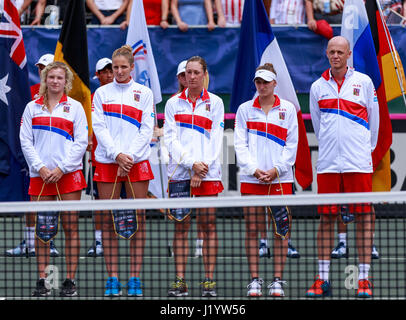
[0,191,405,300]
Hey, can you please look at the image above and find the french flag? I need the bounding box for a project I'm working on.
[230,0,313,190]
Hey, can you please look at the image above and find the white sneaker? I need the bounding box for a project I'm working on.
[5,240,35,257]
[268,279,286,297]
[194,247,203,257]
[247,278,263,297]
[87,241,103,257]
[331,242,348,259]
[259,243,271,258]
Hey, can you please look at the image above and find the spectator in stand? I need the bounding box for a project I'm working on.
[171,0,222,32]
[216,0,242,26]
[18,0,46,25]
[305,0,344,39]
[380,0,406,24]
[269,0,306,25]
[120,0,170,29]
[86,0,129,25]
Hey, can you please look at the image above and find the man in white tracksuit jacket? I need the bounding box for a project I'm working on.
[306,36,379,298]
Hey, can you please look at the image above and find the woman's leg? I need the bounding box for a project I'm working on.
[97,182,122,278]
[60,190,82,280]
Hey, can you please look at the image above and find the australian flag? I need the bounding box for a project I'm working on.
[0,0,31,201]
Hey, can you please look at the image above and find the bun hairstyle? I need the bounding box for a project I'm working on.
[256,63,277,76]
[38,61,73,106]
[112,44,134,65]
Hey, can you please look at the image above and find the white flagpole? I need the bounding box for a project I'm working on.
[375,0,406,109]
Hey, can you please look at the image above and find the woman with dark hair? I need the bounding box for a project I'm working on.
[92,45,155,297]
[234,63,298,297]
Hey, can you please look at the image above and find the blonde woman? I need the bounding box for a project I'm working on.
[92,45,155,297]
[164,56,225,297]
[20,61,88,297]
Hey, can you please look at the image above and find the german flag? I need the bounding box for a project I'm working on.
[365,0,406,191]
[54,0,92,135]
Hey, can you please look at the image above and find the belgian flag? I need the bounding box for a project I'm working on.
[366,0,406,191]
[54,0,92,135]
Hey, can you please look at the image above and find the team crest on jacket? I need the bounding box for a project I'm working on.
[133,90,141,102]
[353,88,360,96]
[279,111,286,120]
[63,104,70,113]
[206,103,211,112]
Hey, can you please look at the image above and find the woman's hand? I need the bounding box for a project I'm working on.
[47,167,64,184]
[191,173,202,188]
[177,20,188,32]
[253,168,267,181]
[117,166,128,177]
[259,168,278,183]
[192,161,208,178]
[40,166,63,184]
[39,166,52,184]
[116,153,134,173]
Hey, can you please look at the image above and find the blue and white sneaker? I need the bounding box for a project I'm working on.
[5,240,35,257]
[127,277,143,297]
[87,241,104,257]
[259,242,271,258]
[331,242,348,259]
[104,277,122,297]
[371,244,379,259]
[287,243,300,258]
[50,240,60,257]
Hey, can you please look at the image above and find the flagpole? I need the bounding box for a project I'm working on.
[153,107,166,200]
[375,0,406,109]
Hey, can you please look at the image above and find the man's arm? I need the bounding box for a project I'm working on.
[305,0,317,31]
[30,0,46,25]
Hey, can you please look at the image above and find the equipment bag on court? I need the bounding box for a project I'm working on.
[35,211,60,243]
[167,180,191,222]
[268,206,292,240]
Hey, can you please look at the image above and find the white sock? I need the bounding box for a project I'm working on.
[95,230,102,243]
[358,264,370,280]
[338,233,347,246]
[260,238,268,246]
[25,227,35,249]
[319,260,330,281]
[196,239,203,248]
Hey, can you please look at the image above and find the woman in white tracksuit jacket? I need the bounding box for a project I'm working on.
[92,45,155,297]
[164,56,225,297]
[20,61,88,297]
[234,63,298,298]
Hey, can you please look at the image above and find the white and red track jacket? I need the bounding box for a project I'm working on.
[92,78,155,164]
[309,67,379,174]
[164,88,225,181]
[20,94,88,178]
[234,95,298,184]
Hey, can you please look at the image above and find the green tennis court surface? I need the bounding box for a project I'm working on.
[0,213,404,299]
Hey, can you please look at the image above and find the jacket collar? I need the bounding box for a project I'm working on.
[252,95,280,110]
[322,66,354,81]
[35,93,68,106]
[179,88,210,102]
